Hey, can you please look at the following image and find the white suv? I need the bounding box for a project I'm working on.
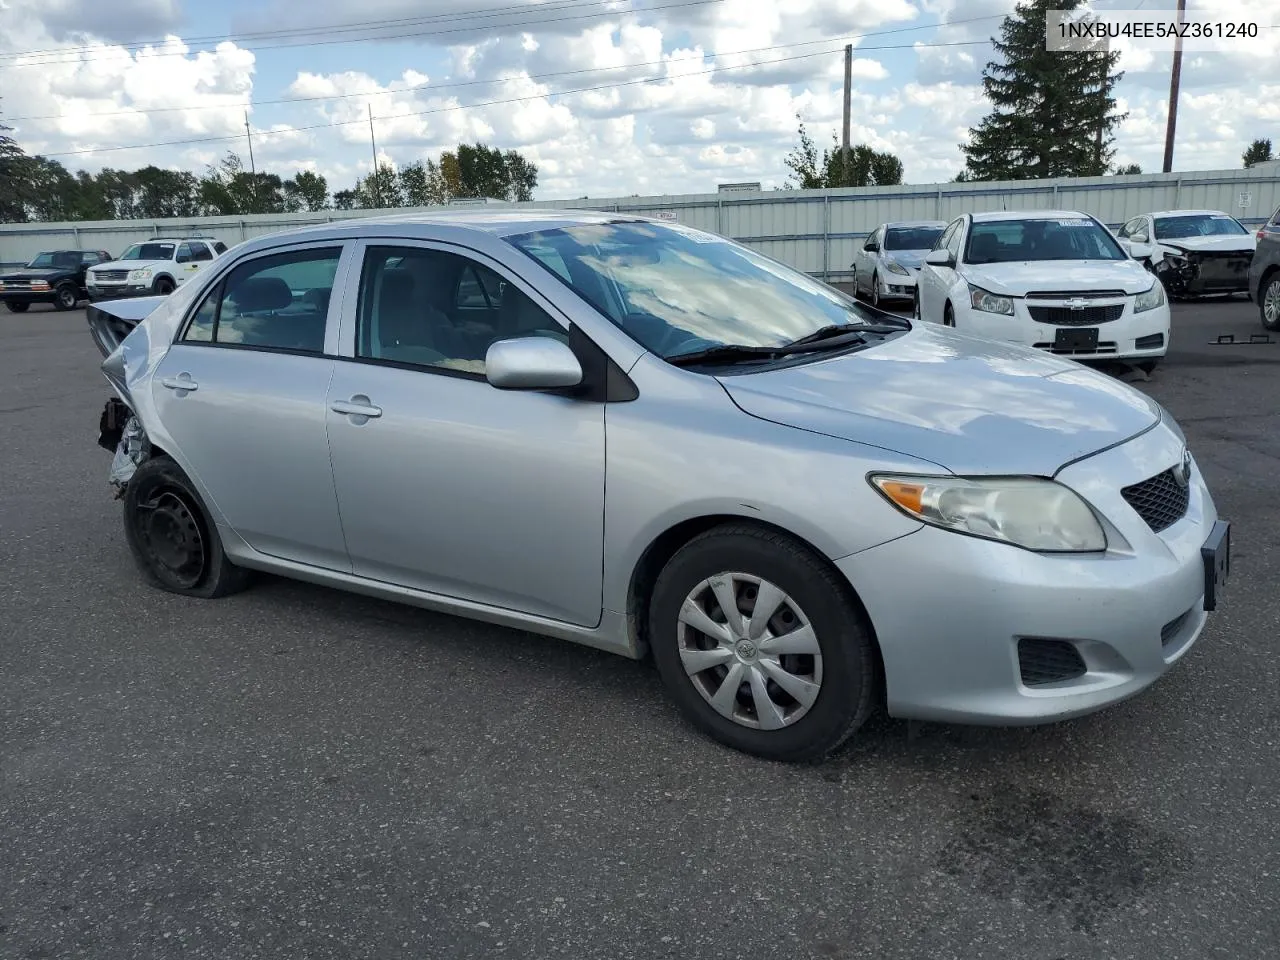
[87,237,228,301]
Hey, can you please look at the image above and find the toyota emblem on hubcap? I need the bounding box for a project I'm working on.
[736,639,758,660]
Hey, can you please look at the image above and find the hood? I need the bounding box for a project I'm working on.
[717,325,1160,476]
[961,259,1154,296]
[0,267,71,281]
[91,259,167,272]
[1160,236,1256,254]
[883,249,931,270]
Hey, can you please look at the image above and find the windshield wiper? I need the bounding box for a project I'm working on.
[667,329,876,367]
[785,321,904,347]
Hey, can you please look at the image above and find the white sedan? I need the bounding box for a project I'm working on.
[1115,209,1256,297]
[915,210,1171,372]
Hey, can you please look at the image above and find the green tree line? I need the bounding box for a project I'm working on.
[0,130,538,224]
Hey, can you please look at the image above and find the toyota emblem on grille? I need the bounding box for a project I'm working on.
[1064,298,1090,310]
[1173,448,1192,488]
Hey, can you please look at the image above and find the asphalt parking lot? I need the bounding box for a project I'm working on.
[2,298,1278,960]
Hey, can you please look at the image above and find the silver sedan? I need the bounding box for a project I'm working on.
[88,211,1231,762]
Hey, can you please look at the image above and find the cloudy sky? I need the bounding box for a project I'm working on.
[0,0,1275,200]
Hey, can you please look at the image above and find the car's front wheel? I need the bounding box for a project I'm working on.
[943,302,955,327]
[153,276,176,295]
[1260,273,1280,331]
[54,283,78,311]
[123,456,253,598]
[5,301,30,313]
[649,524,878,762]
[870,271,881,309]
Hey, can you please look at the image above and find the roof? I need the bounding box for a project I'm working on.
[882,220,947,228]
[1148,209,1232,218]
[269,208,629,242]
[969,210,1094,222]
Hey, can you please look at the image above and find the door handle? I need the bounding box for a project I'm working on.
[330,396,382,419]
[161,374,198,392]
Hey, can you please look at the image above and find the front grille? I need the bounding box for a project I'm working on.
[1028,304,1126,326]
[1033,340,1118,355]
[1018,638,1087,686]
[1025,289,1127,299]
[1121,468,1190,533]
[95,270,129,282]
[1161,609,1193,647]
[3,280,32,289]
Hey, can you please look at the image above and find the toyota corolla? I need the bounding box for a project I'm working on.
[87,211,1230,762]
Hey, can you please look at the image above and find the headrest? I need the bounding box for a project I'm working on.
[232,276,293,312]
[380,270,416,304]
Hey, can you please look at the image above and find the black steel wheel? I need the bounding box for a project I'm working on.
[123,456,253,598]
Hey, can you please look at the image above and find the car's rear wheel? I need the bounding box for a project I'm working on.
[153,277,175,295]
[649,524,877,762]
[5,302,29,313]
[123,456,253,598]
[54,283,78,311]
[1261,273,1280,331]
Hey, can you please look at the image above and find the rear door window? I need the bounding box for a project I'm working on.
[182,246,342,353]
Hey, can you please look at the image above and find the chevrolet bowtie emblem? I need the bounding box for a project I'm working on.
[1064,298,1089,310]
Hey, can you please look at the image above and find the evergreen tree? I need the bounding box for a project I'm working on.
[960,0,1125,180]
[1243,139,1273,168]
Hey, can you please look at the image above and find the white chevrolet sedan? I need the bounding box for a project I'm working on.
[916,210,1171,372]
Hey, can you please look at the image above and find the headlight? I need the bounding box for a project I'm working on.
[869,474,1107,553]
[968,283,1015,316]
[128,268,152,282]
[884,259,910,276]
[1133,280,1166,313]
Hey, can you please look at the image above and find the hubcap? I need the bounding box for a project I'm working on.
[1265,280,1280,324]
[677,573,823,731]
[138,490,206,588]
[60,289,75,306]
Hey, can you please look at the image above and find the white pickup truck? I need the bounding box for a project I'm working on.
[87,237,228,301]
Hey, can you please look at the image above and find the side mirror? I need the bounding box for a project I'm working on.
[485,336,583,391]
[864,242,878,253]
[924,249,954,267]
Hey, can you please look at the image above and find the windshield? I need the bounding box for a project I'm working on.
[25,251,79,269]
[119,243,175,261]
[508,221,884,359]
[964,217,1127,264]
[884,226,944,251]
[1153,214,1247,240]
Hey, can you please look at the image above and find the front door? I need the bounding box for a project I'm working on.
[325,242,606,627]
[152,243,351,570]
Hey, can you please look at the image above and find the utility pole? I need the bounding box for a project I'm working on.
[368,104,381,208]
[841,44,852,187]
[244,111,256,175]
[1162,0,1186,173]
[1095,51,1106,174]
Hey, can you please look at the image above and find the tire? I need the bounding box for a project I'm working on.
[5,301,30,313]
[850,269,864,300]
[943,302,955,327]
[648,523,878,763]
[122,456,253,599]
[912,290,921,322]
[1260,273,1280,332]
[1136,359,1160,375]
[54,283,78,311]
[153,276,176,295]
[870,271,881,309]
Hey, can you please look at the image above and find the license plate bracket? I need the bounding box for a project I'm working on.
[1201,520,1231,612]
[1054,327,1099,352]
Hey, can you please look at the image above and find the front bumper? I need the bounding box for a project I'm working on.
[876,270,917,300]
[0,290,56,305]
[88,283,154,301]
[1155,251,1253,295]
[839,423,1224,725]
[956,296,1170,361]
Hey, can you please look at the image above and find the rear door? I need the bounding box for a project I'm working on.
[151,242,354,570]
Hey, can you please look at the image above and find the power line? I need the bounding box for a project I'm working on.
[7,17,1011,123]
[37,40,994,160]
[3,0,723,68]
[0,0,631,61]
